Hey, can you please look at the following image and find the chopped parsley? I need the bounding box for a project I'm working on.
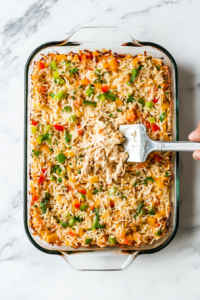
[143,177,155,185]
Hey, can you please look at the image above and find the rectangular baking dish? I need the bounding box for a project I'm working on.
[24,26,179,271]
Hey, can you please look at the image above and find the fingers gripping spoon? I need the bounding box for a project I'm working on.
[119,124,200,162]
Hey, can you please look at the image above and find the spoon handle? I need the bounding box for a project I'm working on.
[160,141,200,152]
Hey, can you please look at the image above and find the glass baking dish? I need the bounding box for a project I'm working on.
[24,26,179,271]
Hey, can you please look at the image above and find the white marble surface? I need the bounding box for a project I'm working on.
[1,0,200,298]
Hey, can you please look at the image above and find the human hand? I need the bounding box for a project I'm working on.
[189,121,200,160]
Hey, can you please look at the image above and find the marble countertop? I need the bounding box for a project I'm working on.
[1,0,200,299]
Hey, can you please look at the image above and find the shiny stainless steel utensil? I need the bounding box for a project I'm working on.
[119,124,200,162]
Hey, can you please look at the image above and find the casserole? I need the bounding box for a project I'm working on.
[24,26,179,271]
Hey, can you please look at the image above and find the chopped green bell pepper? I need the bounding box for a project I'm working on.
[55,90,66,101]
[31,126,37,134]
[145,101,154,109]
[148,117,156,123]
[86,87,94,97]
[85,238,92,244]
[79,204,88,212]
[43,124,51,135]
[108,237,117,244]
[126,69,138,86]
[50,61,57,71]
[138,98,145,106]
[56,153,66,164]
[83,100,97,107]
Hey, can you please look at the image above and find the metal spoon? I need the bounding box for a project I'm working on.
[119,124,200,162]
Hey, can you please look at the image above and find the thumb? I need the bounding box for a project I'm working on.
[193,150,200,161]
[188,121,200,142]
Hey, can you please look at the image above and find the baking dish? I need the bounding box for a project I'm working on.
[24,26,179,271]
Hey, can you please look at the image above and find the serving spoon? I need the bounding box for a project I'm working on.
[119,124,200,162]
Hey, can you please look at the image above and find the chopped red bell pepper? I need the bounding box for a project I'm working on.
[40,85,48,92]
[74,201,81,209]
[69,230,76,237]
[36,61,45,70]
[153,98,159,103]
[67,185,74,191]
[31,120,38,126]
[153,154,162,163]
[145,120,151,128]
[32,195,38,202]
[53,124,64,132]
[123,238,129,245]
[87,52,93,60]
[42,168,47,173]
[38,174,44,184]
[78,189,86,195]
[156,223,160,227]
[151,124,160,132]
[101,85,109,93]
[110,200,114,208]
[77,124,83,135]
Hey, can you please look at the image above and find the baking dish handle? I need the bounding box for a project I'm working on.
[60,250,139,271]
[59,26,142,47]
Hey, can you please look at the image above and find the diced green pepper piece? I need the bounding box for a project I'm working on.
[31,126,37,134]
[148,209,155,215]
[56,167,62,175]
[65,130,72,143]
[63,61,71,68]
[55,90,66,101]
[47,138,52,145]
[85,238,92,244]
[108,237,117,244]
[50,61,57,71]
[57,177,62,183]
[155,229,163,236]
[37,135,44,145]
[159,112,167,122]
[69,216,76,227]
[43,124,51,135]
[165,171,169,177]
[57,77,65,85]
[80,193,86,200]
[108,186,118,196]
[69,67,79,74]
[50,92,55,98]
[126,69,138,86]
[83,100,97,107]
[79,204,88,212]
[105,91,116,101]
[69,115,77,123]
[86,87,94,97]
[63,106,71,112]
[40,201,47,214]
[138,98,145,106]
[97,93,106,101]
[60,221,69,228]
[148,117,156,124]
[51,175,56,181]
[56,153,67,164]
[126,95,134,103]
[53,71,60,79]
[145,101,154,109]
[95,68,101,75]
[33,150,41,157]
